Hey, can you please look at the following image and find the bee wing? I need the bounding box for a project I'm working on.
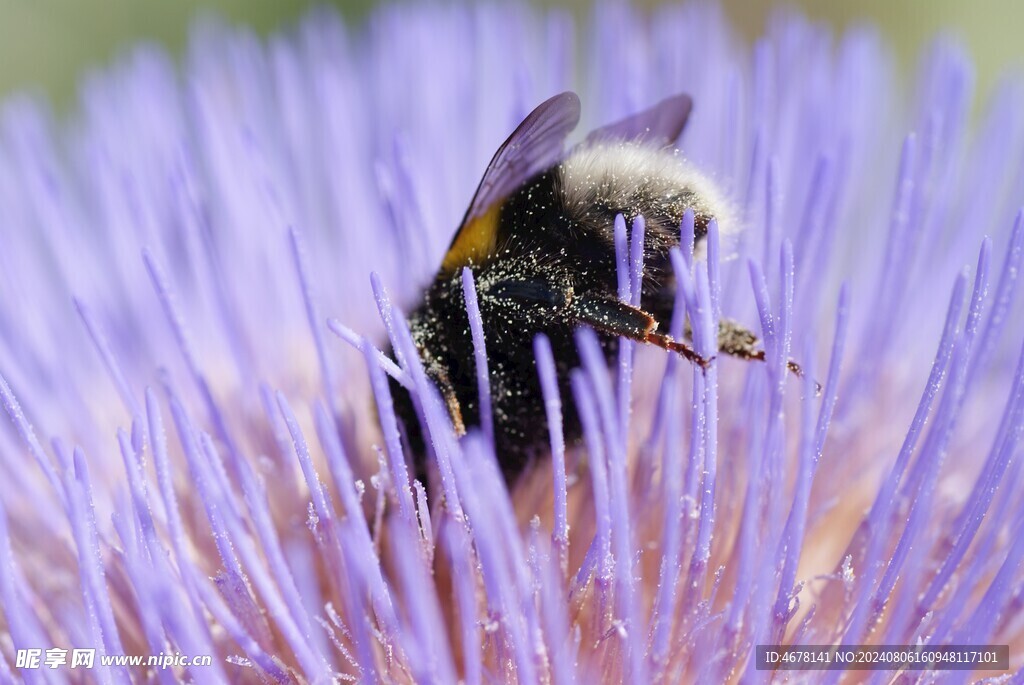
[460,91,582,225]
[442,92,581,272]
[583,93,693,147]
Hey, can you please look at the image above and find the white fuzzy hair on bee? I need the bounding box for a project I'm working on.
[558,142,737,261]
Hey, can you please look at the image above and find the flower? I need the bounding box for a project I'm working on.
[1,3,1023,683]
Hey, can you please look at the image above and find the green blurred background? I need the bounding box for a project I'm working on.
[1,0,1020,112]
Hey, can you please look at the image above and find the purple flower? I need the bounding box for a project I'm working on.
[1,4,1023,683]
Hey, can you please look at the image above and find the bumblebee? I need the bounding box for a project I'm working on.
[390,91,781,487]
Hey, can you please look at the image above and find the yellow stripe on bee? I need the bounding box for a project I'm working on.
[441,203,502,273]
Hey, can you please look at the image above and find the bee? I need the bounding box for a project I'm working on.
[390,91,791,488]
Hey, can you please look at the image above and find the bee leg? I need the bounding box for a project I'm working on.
[644,331,711,369]
[419,348,467,436]
[715,318,762,362]
[490,278,712,369]
[717,318,820,393]
[568,293,711,368]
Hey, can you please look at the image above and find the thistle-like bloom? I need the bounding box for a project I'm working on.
[1,4,1023,684]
